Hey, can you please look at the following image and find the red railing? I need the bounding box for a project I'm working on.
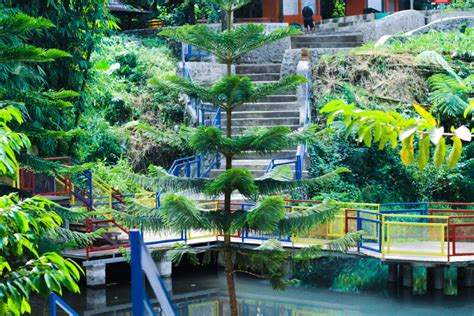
[448,215,474,263]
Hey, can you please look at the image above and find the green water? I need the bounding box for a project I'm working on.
[31,258,474,315]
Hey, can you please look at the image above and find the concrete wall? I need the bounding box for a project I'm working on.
[281,48,350,77]
[427,10,474,23]
[236,23,292,64]
[184,62,234,85]
[407,16,474,35]
[354,10,426,42]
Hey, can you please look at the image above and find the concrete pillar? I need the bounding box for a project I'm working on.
[86,288,106,309]
[432,266,445,290]
[462,266,474,287]
[388,263,398,283]
[402,264,413,288]
[156,253,172,278]
[86,264,106,287]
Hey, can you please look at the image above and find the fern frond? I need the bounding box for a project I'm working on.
[299,232,362,259]
[124,168,209,193]
[160,194,211,231]
[160,24,301,64]
[277,202,341,235]
[233,196,286,232]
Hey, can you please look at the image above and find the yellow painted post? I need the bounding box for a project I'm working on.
[108,188,112,209]
[71,184,75,205]
[440,225,445,256]
[381,215,385,258]
[14,167,20,189]
[386,222,390,257]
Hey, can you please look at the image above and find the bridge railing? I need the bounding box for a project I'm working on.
[448,215,474,262]
[130,230,176,316]
[49,292,78,316]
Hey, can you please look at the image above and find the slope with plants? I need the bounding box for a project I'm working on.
[310,27,473,202]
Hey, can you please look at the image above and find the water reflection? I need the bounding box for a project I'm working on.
[30,258,474,315]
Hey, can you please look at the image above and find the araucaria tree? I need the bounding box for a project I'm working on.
[122,1,355,315]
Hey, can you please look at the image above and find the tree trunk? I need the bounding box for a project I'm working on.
[224,234,238,316]
[223,16,238,315]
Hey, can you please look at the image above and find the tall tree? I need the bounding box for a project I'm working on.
[121,1,356,314]
[0,11,99,315]
[3,0,117,156]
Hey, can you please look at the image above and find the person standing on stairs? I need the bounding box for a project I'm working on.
[302,2,315,32]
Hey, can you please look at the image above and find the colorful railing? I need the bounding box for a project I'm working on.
[49,292,78,316]
[130,230,176,316]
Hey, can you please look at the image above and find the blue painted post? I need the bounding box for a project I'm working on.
[87,170,93,209]
[357,210,361,252]
[49,294,56,316]
[155,192,161,208]
[185,162,191,178]
[295,157,302,180]
[130,230,145,316]
[196,156,201,178]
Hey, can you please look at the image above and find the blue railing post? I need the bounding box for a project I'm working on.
[197,157,201,178]
[155,192,161,208]
[357,210,361,253]
[130,231,145,316]
[185,162,191,177]
[49,293,78,316]
[49,294,56,316]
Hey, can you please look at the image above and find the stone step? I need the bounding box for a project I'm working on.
[239,73,281,82]
[223,117,300,127]
[224,159,272,171]
[208,167,309,178]
[236,102,298,112]
[291,34,364,43]
[261,95,297,103]
[231,124,300,135]
[293,41,362,49]
[236,63,281,74]
[222,110,299,119]
[235,149,297,159]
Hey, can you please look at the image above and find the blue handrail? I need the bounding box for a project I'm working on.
[130,229,176,316]
[264,61,311,180]
[49,293,78,316]
[166,43,221,180]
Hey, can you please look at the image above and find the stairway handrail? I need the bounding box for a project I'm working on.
[49,292,78,316]
[130,229,176,316]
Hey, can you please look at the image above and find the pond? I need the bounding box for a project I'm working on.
[31,257,474,315]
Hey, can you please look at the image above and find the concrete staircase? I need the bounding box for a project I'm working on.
[208,63,303,178]
[315,14,376,33]
[291,32,364,49]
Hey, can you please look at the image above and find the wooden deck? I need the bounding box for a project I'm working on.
[62,232,474,266]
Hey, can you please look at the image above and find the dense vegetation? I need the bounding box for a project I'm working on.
[309,27,473,203]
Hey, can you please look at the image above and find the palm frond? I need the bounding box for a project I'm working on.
[255,167,349,195]
[428,74,469,117]
[53,227,102,248]
[249,75,307,103]
[160,24,301,64]
[160,194,211,231]
[299,232,362,259]
[124,167,209,193]
[277,202,341,235]
[232,196,286,232]
[205,168,258,198]
[19,154,64,176]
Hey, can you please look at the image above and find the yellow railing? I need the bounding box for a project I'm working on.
[382,214,449,258]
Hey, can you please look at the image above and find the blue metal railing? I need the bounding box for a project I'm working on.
[357,210,382,254]
[130,230,176,316]
[165,43,220,181]
[49,293,78,316]
[264,61,311,180]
